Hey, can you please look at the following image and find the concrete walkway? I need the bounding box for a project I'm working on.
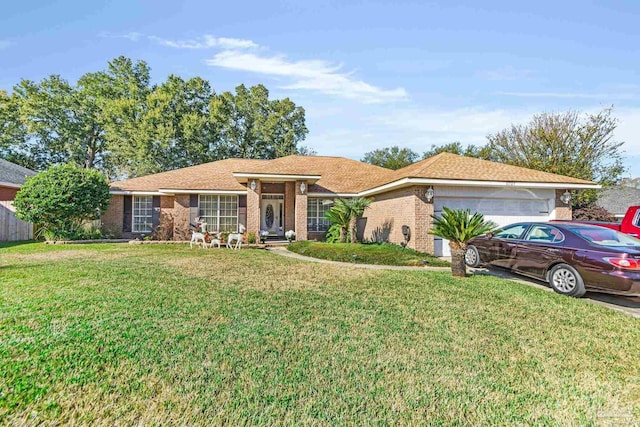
[267,247,640,318]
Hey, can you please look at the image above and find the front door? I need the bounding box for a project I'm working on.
[261,196,284,236]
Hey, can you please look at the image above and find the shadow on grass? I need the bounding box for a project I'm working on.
[0,240,38,249]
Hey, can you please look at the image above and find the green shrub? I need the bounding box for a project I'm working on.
[325,224,350,243]
[247,232,257,244]
[14,164,111,241]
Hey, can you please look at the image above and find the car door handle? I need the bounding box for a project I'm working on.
[547,247,560,252]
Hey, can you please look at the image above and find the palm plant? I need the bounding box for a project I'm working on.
[324,199,351,243]
[343,197,372,244]
[430,208,499,277]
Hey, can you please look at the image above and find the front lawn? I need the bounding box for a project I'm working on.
[1,243,639,425]
[288,240,450,267]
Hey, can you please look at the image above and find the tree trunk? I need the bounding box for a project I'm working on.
[349,216,358,243]
[339,226,347,243]
[450,245,467,277]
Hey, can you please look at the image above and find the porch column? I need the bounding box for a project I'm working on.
[284,181,295,232]
[295,180,308,240]
[247,179,261,235]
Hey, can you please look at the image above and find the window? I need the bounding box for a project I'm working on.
[307,199,330,232]
[524,225,565,244]
[568,226,640,247]
[132,196,153,233]
[494,224,528,240]
[198,195,238,232]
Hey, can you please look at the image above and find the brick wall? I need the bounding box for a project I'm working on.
[361,185,434,253]
[173,194,191,240]
[554,189,573,220]
[295,180,308,240]
[284,181,295,232]
[101,195,124,238]
[247,180,261,235]
[0,186,18,201]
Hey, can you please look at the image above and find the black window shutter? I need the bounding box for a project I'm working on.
[123,196,132,232]
[152,196,161,229]
[189,194,199,225]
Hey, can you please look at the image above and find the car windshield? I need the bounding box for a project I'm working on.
[567,226,640,247]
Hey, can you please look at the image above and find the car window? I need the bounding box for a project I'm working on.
[524,225,565,244]
[569,226,640,247]
[494,224,528,240]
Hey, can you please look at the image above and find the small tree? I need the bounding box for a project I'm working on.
[14,164,111,239]
[573,205,617,222]
[430,208,499,277]
[324,199,351,243]
[343,197,372,244]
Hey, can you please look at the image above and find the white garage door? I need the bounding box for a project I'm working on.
[434,189,553,257]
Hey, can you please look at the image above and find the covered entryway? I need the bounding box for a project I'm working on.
[434,187,554,257]
[261,194,284,236]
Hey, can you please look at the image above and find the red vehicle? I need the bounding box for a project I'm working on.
[554,206,640,237]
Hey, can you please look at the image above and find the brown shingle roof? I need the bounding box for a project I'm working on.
[234,155,395,194]
[110,158,266,192]
[110,152,596,193]
[388,153,594,185]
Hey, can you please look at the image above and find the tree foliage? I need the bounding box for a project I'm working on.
[361,146,419,169]
[484,108,624,207]
[573,205,617,222]
[0,57,310,179]
[430,208,499,277]
[422,142,485,159]
[324,199,351,243]
[342,197,372,244]
[13,164,111,239]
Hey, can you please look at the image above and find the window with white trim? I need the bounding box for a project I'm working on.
[132,196,153,233]
[199,195,238,232]
[307,199,331,232]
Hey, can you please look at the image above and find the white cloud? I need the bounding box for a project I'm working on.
[206,51,407,104]
[0,39,12,49]
[498,91,636,100]
[149,35,257,50]
[99,31,143,42]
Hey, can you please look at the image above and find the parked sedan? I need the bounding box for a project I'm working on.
[464,222,640,297]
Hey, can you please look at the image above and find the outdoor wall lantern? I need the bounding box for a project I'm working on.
[425,186,434,202]
[299,182,306,194]
[560,190,571,204]
[249,180,257,191]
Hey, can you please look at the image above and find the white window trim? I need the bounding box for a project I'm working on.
[307,198,331,233]
[132,195,153,233]
[198,195,239,232]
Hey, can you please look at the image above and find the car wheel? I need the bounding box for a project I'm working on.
[548,264,586,297]
[464,245,481,267]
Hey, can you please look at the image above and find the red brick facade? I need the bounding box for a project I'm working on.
[554,189,573,220]
[295,180,308,241]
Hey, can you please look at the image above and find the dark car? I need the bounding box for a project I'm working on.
[464,222,640,297]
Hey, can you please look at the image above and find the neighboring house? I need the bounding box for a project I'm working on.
[596,186,640,218]
[104,153,598,256]
[0,158,37,241]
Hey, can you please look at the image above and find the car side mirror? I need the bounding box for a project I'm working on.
[487,232,494,239]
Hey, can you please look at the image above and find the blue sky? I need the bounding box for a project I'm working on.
[2,0,639,175]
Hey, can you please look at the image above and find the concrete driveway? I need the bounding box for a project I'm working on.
[472,266,640,318]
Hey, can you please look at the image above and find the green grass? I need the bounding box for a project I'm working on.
[1,242,639,425]
[288,241,450,267]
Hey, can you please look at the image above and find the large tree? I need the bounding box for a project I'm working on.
[422,142,485,159]
[361,146,419,169]
[0,57,310,179]
[484,108,624,207]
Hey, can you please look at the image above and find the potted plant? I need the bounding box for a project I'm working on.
[285,229,296,243]
[259,230,269,244]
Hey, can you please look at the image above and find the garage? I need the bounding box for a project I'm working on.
[433,186,555,257]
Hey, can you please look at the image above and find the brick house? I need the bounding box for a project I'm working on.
[103,153,598,256]
[0,158,37,241]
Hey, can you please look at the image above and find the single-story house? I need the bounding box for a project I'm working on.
[0,158,37,241]
[104,153,598,256]
[596,186,640,218]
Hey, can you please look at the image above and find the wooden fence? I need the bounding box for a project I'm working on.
[0,201,33,241]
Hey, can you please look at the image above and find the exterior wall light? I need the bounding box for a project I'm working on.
[300,182,306,194]
[425,186,434,202]
[560,190,571,204]
[249,180,257,191]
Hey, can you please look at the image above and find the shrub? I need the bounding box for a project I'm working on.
[573,205,617,222]
[325,224,350,243]
[247,232,257,244]
[14,164,111,240]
